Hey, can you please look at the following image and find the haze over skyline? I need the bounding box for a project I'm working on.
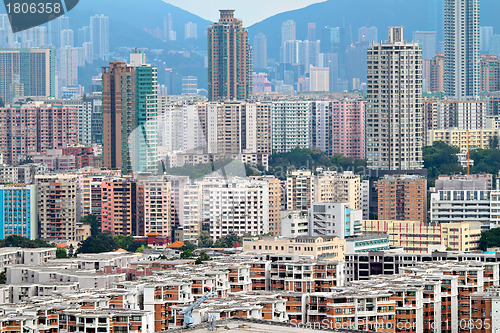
[162,0,326,25]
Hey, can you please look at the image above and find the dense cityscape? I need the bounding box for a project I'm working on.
[1,0,500,332]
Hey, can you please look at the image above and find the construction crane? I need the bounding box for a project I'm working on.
[178,287,217,328]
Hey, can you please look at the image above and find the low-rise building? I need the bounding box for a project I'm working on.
[243,236,345,261]
[363,220,482,253]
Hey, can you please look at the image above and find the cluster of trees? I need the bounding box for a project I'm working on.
[267,148,367,180]
[197,231,244,249]
[76,215,148,254]
[479,228,500,251]
[423,141,500,186]
[0,235,53,248]
[423,142,464,186]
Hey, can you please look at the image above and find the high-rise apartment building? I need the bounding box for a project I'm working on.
[184,22,197,40]
[281,20,296,44]
[309,66,329,91]
[206,179,269,240]
[251,176,281,236]
[423,98,439,145]
[310,101,332,155]
[208,10,252,101]
[102,62,137,173]
[82,92,103,145]
[137,178,171,237]
[271,101,311,153]
[444,0,480,100]
[377,175,427,223]
[358,26,378,44]
[102,52,158,174]
[286,170,314,211]
[0,104,77,165]
[0,49,55,104]
[307,23,316,41]
[90,14,110,61]
[181,76,198,95]
[314,171,362,210]
[58,46,80,90]
[101,179,137,236]
[253,33,267,70]
[0,184,37,240]
[331,99,365,159]
[425,53,444,93]
[480,54,500,93]
[437,100,486,130]
[366,27,423,170]
[37,175,77,241]
[413,31,437,60]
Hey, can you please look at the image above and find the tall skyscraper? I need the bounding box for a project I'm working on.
[358,26,378,44]
[281,20,296,44]
[0,49,55,104]
[58,46,80,90]
[90,14,110,61]
[480,26,494,53]
[253,33,267,70]
[184,22,197,40]
[366,27,423,170]
[102,51,158,174]
[208,10,252,101]
[480,54,500,93]
[413,31,437,60]
[308,23,316,41]
[60,29,74,48]
[47,16,69,49]
[425,53,445,93]
[444,0,480,100]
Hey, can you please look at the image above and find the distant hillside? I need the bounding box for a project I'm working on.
[0,0,212,50]
[249,0,500,60]
[65,0,212,50]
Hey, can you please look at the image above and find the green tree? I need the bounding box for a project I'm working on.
[197,231,213,248]
[113,235,135,250]
[0,235,53,248]
[213,234,242,248]
[135,244,147,253]
[479,228,500,251]
[56,248,68,258]
[181,241,197,252]
[128,241,147,252]
[76,232,117,254]
[67,244,75,257]
[180,249,194,259]
[423,141,464,186]
[195,251,211,265]
[470,149,500,175]
[80,215,100,236]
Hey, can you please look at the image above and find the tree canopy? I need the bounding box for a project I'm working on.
[76,232,148,254]
[479,228,500,251]
[423,141,464,186]
[213,234,243,248]
[0,235,53,248]
[80,214,100,237]
[197,231,213,248]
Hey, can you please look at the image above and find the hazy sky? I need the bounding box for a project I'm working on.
[163,0,326,26]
